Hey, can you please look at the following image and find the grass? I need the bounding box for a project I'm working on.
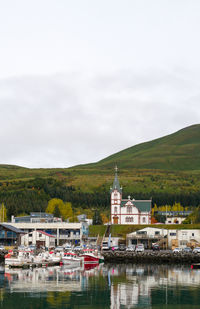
[89,225,107,237]
[89,224,200,238]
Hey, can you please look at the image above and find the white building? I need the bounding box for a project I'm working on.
[127,227,167,247]
[127,227,200,249]
[21,230,56,248]
[6,222,86,246]
[165,217,186,224]
[110,168,151,225]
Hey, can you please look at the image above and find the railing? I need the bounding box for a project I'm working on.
[128,234,164,239]
[52,234,81,240]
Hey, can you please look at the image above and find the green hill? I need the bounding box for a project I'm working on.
[75,124,200,171]
[1,124,200,218]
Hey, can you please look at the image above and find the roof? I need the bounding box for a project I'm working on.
[0,224,25,234]
[120,200,151,212]
[110,169,122,193]
[37,230,55,238]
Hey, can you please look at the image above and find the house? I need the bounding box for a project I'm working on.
[21,230,56,248]
[0,223,25,247]
[127,227,200,249]
[165,217,186,224]
[126,227,167,248]
[11,212,62,223]
[111,167,151,225]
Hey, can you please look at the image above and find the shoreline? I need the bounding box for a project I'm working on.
[102,250,200,264]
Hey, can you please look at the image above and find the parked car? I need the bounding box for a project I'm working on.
[55,246,64,252]
[193,247,200,253]
[183,247,192,253]
[119,244,126,251]
[126,245,135,252]
[74,246,82,251]
[135,244,144,252]
[152,244,160,251]
[64,245,72,251]
[102,242,110,251]
[111,245,119,251]
[28,245,36,251]
[18,245,26,251]
[173,247,182,253]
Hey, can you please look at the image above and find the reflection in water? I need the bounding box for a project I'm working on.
[0,263,200,308]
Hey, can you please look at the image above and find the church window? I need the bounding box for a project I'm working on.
[125,216,133,223]
[114,207,117,214]
[142,217,146,223]
[127,206,132,214]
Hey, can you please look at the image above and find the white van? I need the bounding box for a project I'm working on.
[135,244,144,252]
[102,241,109,250]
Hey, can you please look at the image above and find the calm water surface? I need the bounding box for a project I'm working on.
[0,263,199,308]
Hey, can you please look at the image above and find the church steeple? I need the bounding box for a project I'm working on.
[110,166,122,193]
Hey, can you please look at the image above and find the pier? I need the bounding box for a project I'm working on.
[102,250,200,264]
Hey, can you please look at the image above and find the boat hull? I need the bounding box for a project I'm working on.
[80,254,100,263]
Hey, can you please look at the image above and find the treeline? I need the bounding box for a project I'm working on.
[124,191,200,208]
[1,177,200,220]
[0,178,110,219]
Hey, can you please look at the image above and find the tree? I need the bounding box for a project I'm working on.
[60,202,73,220]
[101,213,109,224]
[93,210,103,225]
[53,205,61,218]
[0,203,7,222]
[46,198,73,220]
[46,198,64,216]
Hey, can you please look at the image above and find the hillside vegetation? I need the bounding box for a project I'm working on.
[1,125,200,218]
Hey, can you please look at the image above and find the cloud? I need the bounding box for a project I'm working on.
[0,69,199,168]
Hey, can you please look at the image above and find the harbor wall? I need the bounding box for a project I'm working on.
[102,251,200,264]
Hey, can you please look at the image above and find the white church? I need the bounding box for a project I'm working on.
[110,168,151,225]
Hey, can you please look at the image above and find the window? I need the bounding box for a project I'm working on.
[170,233,176,236]
[180,240,187,246]
[126,217,133,223]
[192,233,194,237]
[155,231,160,235]
[127,206,132,214]
[142,217,146,223]
[137,231,147,235]
[114,207,118,214]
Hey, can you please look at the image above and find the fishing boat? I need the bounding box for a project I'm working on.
[80,249,104,264]
[62,252,83,266]
[5,250,34,267]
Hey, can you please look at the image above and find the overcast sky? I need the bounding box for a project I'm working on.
[0,0,200,168]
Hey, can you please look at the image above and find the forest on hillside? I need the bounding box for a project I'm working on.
[0,176,200,221]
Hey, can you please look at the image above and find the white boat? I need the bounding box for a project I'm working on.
[5,251,34,267]
[62,252,83,266]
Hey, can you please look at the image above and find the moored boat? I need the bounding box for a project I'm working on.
[80,249,104,264]
[62,252,83,266]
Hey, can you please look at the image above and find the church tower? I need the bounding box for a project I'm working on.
[110,166,122,224]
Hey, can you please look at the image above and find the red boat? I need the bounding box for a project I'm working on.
[80,249,100,263]
[80,253,99,263]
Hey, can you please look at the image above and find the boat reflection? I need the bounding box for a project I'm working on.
[3,262,101,293]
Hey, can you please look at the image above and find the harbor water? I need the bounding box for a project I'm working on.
[0,263,200,308]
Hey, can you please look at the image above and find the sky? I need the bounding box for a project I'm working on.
[1,0,200,168]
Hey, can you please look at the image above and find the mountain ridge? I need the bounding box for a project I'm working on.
[1,124,200,174]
